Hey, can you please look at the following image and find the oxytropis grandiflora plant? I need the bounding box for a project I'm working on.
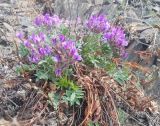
[16,13,128,108]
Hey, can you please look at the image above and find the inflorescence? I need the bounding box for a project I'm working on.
[86,14,128,57]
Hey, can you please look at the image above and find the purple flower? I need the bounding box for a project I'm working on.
[55,69,62,76]
[86,14,110,33]
[29,34,42,43]
[52,15,62,25]
[103,26,128,47]
[114,27,128,47]
[62,40,75,50]
[103,32,113,41]
[45,46,52,54]
[73,54,82,61]
[70,48,77,56]
[29,33,35,41]
[120,48,128,58]
[52,38,57,45]
[34,14,62,27]
[59,34,65,42]
[23,40,31,48]
[35,35,41,43]
[53,55,61,62]
[16,32,23,39]
[32,57,39,63]
[29,55,40,63]
[68,47,82,61]
[39,32,46,41]
[43,14,53,26]
[62,41,68,49]
[34,15,43,26]
[38,47,46,56]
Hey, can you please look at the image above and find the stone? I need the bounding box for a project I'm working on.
[126,8,140,23]
[152,0,160,5]
[3,22,14,32]
[140,28,158,44]
[94,0,103,5]
[0,38,8,46]
[54,0,92,19]
[53,0,115,20]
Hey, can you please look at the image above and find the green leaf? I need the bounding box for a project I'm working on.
[38,60,47,65]
[19,44,29,57]
[61,26,69,35]
[88,121,94,126]
[88,121,100,126]
[35,71,48,80]
[70,92,76,102]
[57,77,79,90]
[95,123,100,126]
[48,92,60,110]
[22,64,31,71]
[118,108,126,125]
[106,62,116,72]
[76,100,80,105]
[111,67,130,85]
[62,88,84,106]
[15,66,23,75]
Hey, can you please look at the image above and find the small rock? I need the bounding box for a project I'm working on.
[94,0,103,5]
[3,22,14,32]
[126,9,139,23]
[152,0,160,5]
[140,28,158,44]
[0,38,8,46]
[152,6,160,12]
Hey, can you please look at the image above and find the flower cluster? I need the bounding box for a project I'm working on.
[21,32,52,63]
[52,34,82,76]
[86,14,110,33]
[103,27,128,47]
[18,30,81,76]
[34,14,62,27]
[87,14,128,57]
[103,27,128,57]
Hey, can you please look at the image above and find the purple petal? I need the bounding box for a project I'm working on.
[39,32,46,41]
[73,54,82,61]
[52,38,57,45]
[59,34,65,42]
[23,40,31,48]
[34,16,43,26]
[53,55,61,62]
[16,32,23,39]
[55,69,62,76]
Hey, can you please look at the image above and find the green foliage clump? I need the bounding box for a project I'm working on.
[16,13,129,117]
